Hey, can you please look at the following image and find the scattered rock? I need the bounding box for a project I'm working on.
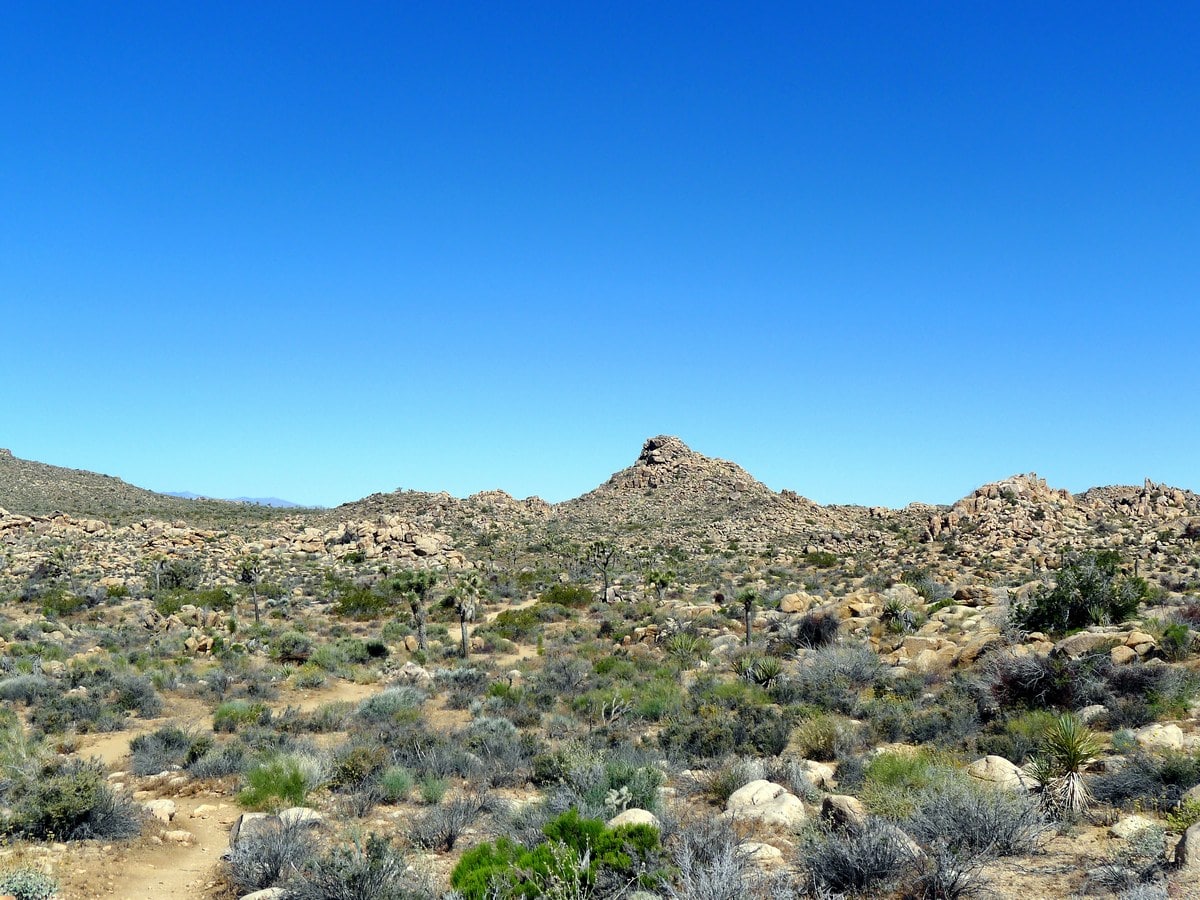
[724,780,807,831]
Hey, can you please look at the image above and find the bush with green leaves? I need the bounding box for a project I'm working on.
[450,808,665,899]
[5,758,143,841]
[274,631,314,662]
[0,868,59,900]
[238,753,324,811]
[214,699,271,733]
[1011,550,1149,635]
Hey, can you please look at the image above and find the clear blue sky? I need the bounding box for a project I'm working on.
[2,3,1197,508]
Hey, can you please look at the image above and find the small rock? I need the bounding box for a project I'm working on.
[162,829,194,844]
[144,799,176,823]
[1110,815,1157,840]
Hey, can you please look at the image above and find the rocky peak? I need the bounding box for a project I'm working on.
[0,448,12,459]
[637,435,693,467]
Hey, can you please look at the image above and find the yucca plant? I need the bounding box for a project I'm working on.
[1030,714,1101,820]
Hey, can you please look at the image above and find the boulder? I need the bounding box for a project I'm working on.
[607,808,661,830]
[724,780,807,831]
[738,841,784,864]
[1136,723,1184,752]
[229,812,278,850]
[821,794,867,830]
[1053,632,1115,659]
[278,807,325,829]
[1176,822,1200,871]
[966,756,1034,791]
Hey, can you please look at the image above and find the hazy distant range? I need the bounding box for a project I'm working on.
[163,491,304,508]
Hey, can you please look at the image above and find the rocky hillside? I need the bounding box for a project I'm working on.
[0,448,287,524]
[2,437,1198,598]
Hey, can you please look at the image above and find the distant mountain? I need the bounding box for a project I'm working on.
[164,492,301,507]
[0,449,287,523]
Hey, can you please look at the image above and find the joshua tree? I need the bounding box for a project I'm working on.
[583,540,619,603]
[389,569,439,650]
[450,572,485,658]
[644,568,675,601]
[237,555,265,626]
[737,588,758,646]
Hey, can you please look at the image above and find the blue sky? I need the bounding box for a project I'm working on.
[2,3,1197,508]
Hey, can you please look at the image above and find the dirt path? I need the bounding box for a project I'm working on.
[53,796,240,900]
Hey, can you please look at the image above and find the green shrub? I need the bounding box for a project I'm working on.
[417,776,448,804]
[7,758,143,840]
[450,809,664,899]
[805,550,839,568]
[274,631,313,662]
[130,726,212,776]
[1011,551,1148,635]
[541,583,594,608]
[859,750,944,818]
[0,867,59,900]
[214,700,271,733]
[238,755,316,811]
[378,766,413,803]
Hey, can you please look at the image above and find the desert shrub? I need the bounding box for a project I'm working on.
[1011,551,1149,635]
[774,610,841,651]
[274,631,313,662]
[859,750,945,819]
[541,583,594,608]
[977,709,1058,763]
[238,754,322,811]
[700,757,763,804]
[286,833,431,900]
[224,818,319,894]
[356,687,425,724]
[130,726,212,776]
[303,700,355,733]
[904,774,1046,857]
[988,650,1108,712]
[188,742,250,779]
[28,692,120,735]
[905,679,985,748]
[378,766,413,803]
[6,758,143,840]
[805,550,839,568]
[771,645,884,714]
[0,868,59,900]
[434,666,490,707]
[328,741,387,791]
[414,775,447,804]
[408,795,488,851]
[459,717,533,787]
[0,674,56,705]
[332,584,389,620]
[799,818,911,896]
[214,700,271,733]
[1091,751,1200,811]
[792,712,863,763]
[664,814,780,900]
[1160,622,1193,661]
[450,808,664,899]
[110,673,163,717]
